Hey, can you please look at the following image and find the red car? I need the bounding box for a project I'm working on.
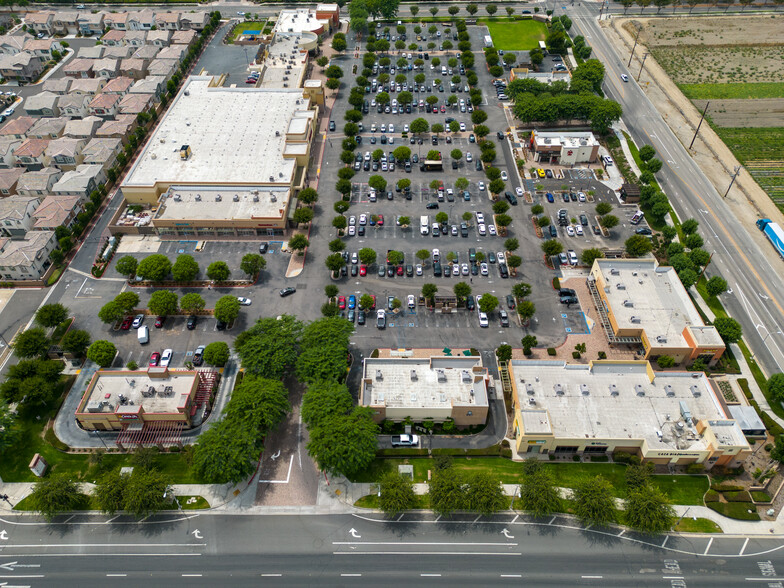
[377,214,384,226]
[396,265,404,276]
[120,316,133,330]
[149,352,161,367]
[369,295,376,310]
[154,316,165,328]
[338,296,346,309]
[359,265,367,276]
[440,105,446,113]
[431,106,438,113]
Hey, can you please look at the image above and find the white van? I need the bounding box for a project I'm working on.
[420,216,429,235]
[137,325,149,345]
[441,66,447,76]
[630,210,645,225]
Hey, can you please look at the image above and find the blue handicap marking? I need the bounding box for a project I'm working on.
[565,327,572,333]
[561,313,568,319]
[389,323,395,327]
[178,249,185,254]
[408,322,415,327]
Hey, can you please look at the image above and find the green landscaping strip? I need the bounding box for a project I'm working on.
[706,501,760,521]
[483,20,547,51]
[673,517,723,533]
[679,82,784,100]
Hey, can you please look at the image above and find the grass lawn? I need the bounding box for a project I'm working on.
[179,495,211,510]
[650,475,709,506]
[673,517,723,533]
[484,20,547,51]
[679,82,784,100]
[15,493,97,512]
[227,21,267,42]
[706,501,760,521]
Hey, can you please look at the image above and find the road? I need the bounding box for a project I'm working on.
[1,512,784,586]
[570,5,784,377]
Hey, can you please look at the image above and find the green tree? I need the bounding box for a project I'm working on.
[429,466,465,517]
[240,253,266,278]
[180,293,205,313]
[521,335,538,354]
[681,218,699,235]
[596,202,613,215]
[478,293,498,314]
[203,341,230,367]
[513,283,532,300]
[486,4,497,14]
[625,234,654,257]
[600,215,619,229]
[35,303,69,328]
[520,468,562,517]
[136,254,171,282]
[326,253,345,273]
[214,295,240,324]
[307,406,378,477]
[625,484,675,534]
[416,249,430,264]
[518,300,536,323]
[493,200,510,215]
[332,36,347,52]
[678,269,698,289]
[13,328,50,359]
[292,207,314,226]
[0,398,17,452]
[235,315,302,379]
[95,468,128,515]
[466,471,506,515]
[657,355,675,368]
[98,301,124,324]
[496,344,512,362]
[572,476,617,527]
[581,248,605,266]
[192,420,259,483]
[325,64,343,79]
[207,261,231,282]
[453,281,471,300]
[296,318,355,384]
[61,329,90,357]
[376,470,417,516]
[29,473,81,521]
[714,317,742,343]
[171,254,199,281]
[122,467,172,519]
[639,144,656,162]
[768,373,784,404]
[115,255,138,277]
[542,239,564,257]
[466,3,478,15]
[302,381,353,429]
[148,290,178,316]
[358,248,377,266]
[87,340,116,367]
[410,117,429,134]
[422,283,438,303]
[368,175,387,191]
[289,233,310,253]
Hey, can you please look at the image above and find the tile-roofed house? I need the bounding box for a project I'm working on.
[171,30,197,47]
[93,57,119,79]
[0,53,44,83]
[146,29,172,46]
[28,117,67,140]
[45,137,86,169]
[102,45,133,60]
[124,30,147,47]
[180,11,209,31]
[102,76,134,95]
[52,10,79,35]
[42,77,72,95]
[155,45,185,62]
[68,77,105,95]
[0,33,32,55]
[63,58,94,79]
[24,92,60,117]
[63,116,102,139]
[119,58,147,79]
[0,137,21,169]
[0,230,58,282]
[32,195,83,231]
[131,45,159,61]
[134,9,156,30]
[95,114,136,141]
[146,58,177,81]
[22,38,63,60]
[0,116,35,140]
[32,194,83,230]
[52,164,105,200]
[101,29,126,46]
[57,94,90,119]
[88,93,120,117]
[0,167,24,195]
[16,167,62,196]
[81,137,121,169]
[77,11,105,37]
[129,75,164,98]
[25,11,55,36]
[104,12,129,30]
[14,138,50,170]
[0,195,40,237]
[154,11,182,31]
[77,45,104,59]
[118,93,152,115]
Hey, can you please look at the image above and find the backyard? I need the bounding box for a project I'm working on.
[484,20,547,51]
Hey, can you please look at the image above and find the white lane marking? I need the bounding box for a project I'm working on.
[334,542,517,546]
[548,516,556,524]
[501,574,522,578]
[106,574,127,577]
[704,537,713,555]
[1,543,204,548]
[258,455,294,484]
[334,552,518,556]
[182,574,202,577]
[421,574,442,577]
[661,536,669,548]
[341,573,362,576]
[0,553,200,557]
[582,575,603,579]
[261,574,282,577]
[740,537,749,556]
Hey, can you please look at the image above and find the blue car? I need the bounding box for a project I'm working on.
[546,192,554,203]
[348,295,356,309]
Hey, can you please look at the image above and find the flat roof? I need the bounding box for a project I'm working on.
[260,33,308,89]
[362,356,488,410]
[275,8,326,34]
[593,259,710,349]
[80,370,197,415]
[510,360,739,451]
[154,185,291,221]
[122,76,309,189]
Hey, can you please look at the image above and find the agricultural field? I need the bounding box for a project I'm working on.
[693,98,784,128]
[679,82,784,100]
[649,45,784,85]
[484,19,548,51]
[714,127,784,207]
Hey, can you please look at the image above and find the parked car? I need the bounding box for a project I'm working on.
[121,316,133,330]
[187,315,197,330]
[237,297,252,306]
[280,287,296,297]
[154,316,165,328]
[160,349,173,367]
[149,352,161,367]
[193,345,205,366]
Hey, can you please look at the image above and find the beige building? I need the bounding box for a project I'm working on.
[589,259,725,365]
[509,360,751,469]
[528,130,599,166]
[360,355,490,427]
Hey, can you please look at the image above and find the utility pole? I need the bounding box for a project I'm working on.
[723,166,742,198]
[627,26,642,67]
[637,52,649,82]
[689,101,710,151]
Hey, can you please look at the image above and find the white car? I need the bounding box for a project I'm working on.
[408,294,416,308]
[575,225,584,236]
[480,263,488,276]
[403,124,409,132]
[380,123,386,132]
[389,124,395,133]
[349,215,357,226]
[488,225,497,236]
[389,136,394,144]
[348,225,356,236]
[478,312,489,328]
[478,224,487,236]
[452,264,460,276]
[432,248,440,262]
[371,99,377,107]
[416,264,423,276]
[359,214,367,225]
[567,226,575,237]
[160,348,173,367]
[515,186,524,197]
[568,250,579,265]
[466,152,473,162]
[461,263,469,275]
[475,212,485,224]
[237,297,252,306]
[497,252,506,264]
[478,181,485,191]
[3,107,14,117]
[578,192,586,202]
[459,122,466,131]
[621,74,629,82]
[501,171,508,181]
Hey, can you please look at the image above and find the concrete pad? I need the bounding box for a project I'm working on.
[115,234,163,254]
[0,289,15,313]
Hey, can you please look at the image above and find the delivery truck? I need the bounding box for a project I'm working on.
[756,218,784,259]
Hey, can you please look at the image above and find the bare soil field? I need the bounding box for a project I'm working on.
[693,98,784,128]
[633,15,783,47]
[649,45,784,85]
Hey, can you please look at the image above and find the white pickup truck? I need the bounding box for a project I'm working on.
[391,434,419,447]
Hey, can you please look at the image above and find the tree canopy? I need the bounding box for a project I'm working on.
[235,315,302,379]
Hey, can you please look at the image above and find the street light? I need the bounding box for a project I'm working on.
[90,429,108,450]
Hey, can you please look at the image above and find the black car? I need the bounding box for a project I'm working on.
[506,295,516,309]
[378,265,386,277]
[475,161,482,171]
[471,263,479,276]
[358,225,366,235]
[433,262,442,277]
[259,242,269,254]
[460,222,468,237]
[280,287,296,297]
[357,310,366,325]
[560,296,578,305]
[193,345,204,366]
[497,131,505,140]
[406,264,414,277]
[559,288,577,297]
[351,265,358,276]
[499,310,510,327]
[549,224,558,238]
[636,227,653,235]
[426,203,439,209]
[356,135,362,145]
[505,191,518,205]
[499,264,509,278]
[216,319,227,331]
[466,295,475,311]
[387,265,394,277]
[186,315,197,330]
[329,121,336,131]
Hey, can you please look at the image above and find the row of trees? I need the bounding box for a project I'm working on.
[115,253,266,282]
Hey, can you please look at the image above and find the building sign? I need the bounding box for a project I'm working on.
[588,442,607,446]
[649,452,701,458]
[119,414,139,420]
[527,440,546,445]
[567,150,573,156]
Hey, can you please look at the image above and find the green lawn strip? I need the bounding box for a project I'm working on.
[354,494,431,509]
[483,20,547,51]
[14,493,98,512]
[751,491,771,502]
[679,82,784,100]
[50,318,74,346]
[706,501,760,521]
[178,495,211,510]
[227,21,267,42]
[673,517,723,533]
[649,475,709,506]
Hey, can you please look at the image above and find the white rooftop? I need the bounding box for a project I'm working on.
[122,76,309,189]
[511,360,741,451]
[259,33,309,89]
[81,370,197,415]
[533,130,598,147]
[275,8,326,35]
[362,357,488,410]
[154,185,291,221]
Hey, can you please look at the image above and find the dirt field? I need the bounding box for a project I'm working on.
[693,98,784,128]
[649,45,784,84]
[633,15,783,47]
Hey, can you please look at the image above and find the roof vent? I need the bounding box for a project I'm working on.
[437,369,446,383]
[275,130,280,137]
[580,384,589,396]
[656,336,667,343]
[635,384,645,396]
[195,194,201,201]
[410,370,417,381]
[623,300,633,308]
[173,193,180,201]
[375,370,383,381]
[233,194,240,202]
[215,194,221,202]
[610,384,619,396]
[616,283,626,290]
[528,397,536,405]
[554,383,564,396]
[270,194,277,202]
[269,176,275,182]
[252,195,259,202]
[665,385,675,397]
[690,385,701,397]
[630,316,641,324]
[461,370,471,382]
[526,383,534,395]
[610,268,620,275]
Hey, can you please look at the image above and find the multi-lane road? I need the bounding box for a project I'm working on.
[1,512,784,586]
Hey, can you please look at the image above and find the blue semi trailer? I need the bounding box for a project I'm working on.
[756,219,784,259]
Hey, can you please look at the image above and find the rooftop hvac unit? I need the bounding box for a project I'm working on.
[580,384,589,396]
[410,393,417,402]
[665,385,675,397]
[461,370,471,383]
[680,401,692,421]
[690,385,701,397]
[195,194,201,201]
[410,370,417,381]
[283,83,288,87]
[616,283,626,290]
[275,131,280,136]
[528,397,536,405]
[439,393,447,403]
[632,272,638,276]
[173,193,181,201]
[215,194,221,202]
[437,369,446,383]
[269,176,275,182]
[635,384,645,396]
[623,300,633,308]
[610,384,619,396]
[253,195,259,202]
[656,336,667,343]
[233,194,240,202]
[526,383,534,395]
[656,430,663,440]
[270,195,277,202]
[630,316,641,324]
[375,370,383,381]
[554,383,564,396]
[610,268,620,275]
